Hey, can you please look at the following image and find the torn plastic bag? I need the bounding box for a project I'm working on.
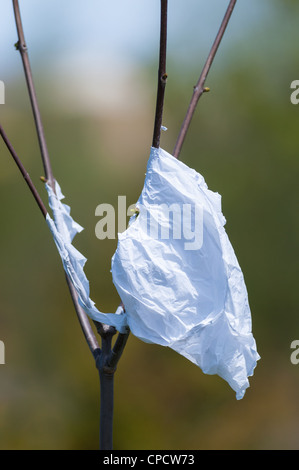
[45,180,128,333]
[111,146,260,399]
[44,148,259,399]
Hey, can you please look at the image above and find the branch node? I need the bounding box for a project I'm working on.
[95,322,116,339]
[95,353,116,375]
[161,72,168,84]
[14,39,27,52]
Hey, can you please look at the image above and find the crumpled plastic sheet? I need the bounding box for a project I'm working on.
[111,147,260,399]
[45,147,260,400]
[45,180,128,333]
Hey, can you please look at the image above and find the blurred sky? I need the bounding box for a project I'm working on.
[0,1,273,114]
[1,1,271,67]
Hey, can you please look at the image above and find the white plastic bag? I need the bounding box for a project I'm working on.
[45,147,259,399]
[111,147,260,399]
[45,180,128,333]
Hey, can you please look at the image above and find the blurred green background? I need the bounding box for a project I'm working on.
[0,0,299,449]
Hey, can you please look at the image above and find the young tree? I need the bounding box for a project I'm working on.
[0,0,258,450]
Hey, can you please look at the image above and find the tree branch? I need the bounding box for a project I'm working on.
[0,124,47,218]
[173,0,237,159]
[11,0,102,357]
[12,0,54,188]
[0,124,101,357]
[152,0,168,149]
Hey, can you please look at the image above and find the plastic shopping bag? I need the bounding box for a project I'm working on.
[111,147,260,399]
[45,146,259,399]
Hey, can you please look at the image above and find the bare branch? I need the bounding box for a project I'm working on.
[0,123,101,357]
[152,0,168,149]
[12,0,54,188]
[0,124,47,218]
[11,0,101,356]
[173,0,237,159]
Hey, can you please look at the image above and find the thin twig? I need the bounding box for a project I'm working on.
[152,0,168,149]
[173,0,237,159]
[0,123,101,357]
[11,0,100,356]
[0,124,47,218]
[12,0,54,188]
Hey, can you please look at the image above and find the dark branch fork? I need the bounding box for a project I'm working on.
[4,0,130,449]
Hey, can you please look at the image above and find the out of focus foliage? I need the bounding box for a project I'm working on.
[0,1,299,449]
